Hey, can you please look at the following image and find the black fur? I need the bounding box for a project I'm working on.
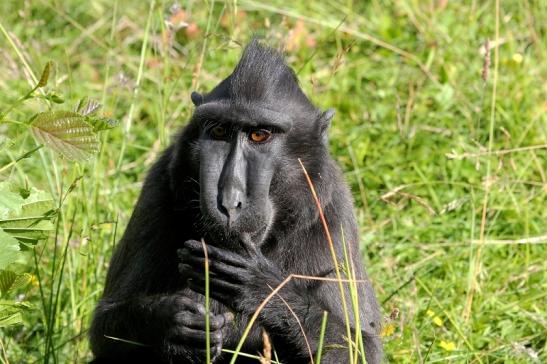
[90,40,382,363]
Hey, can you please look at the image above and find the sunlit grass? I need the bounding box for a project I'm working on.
[0,0,545,363]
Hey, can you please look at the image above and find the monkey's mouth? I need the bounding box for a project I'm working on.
[199,207,272,246]
[239,223,270,246]
[198,215,270,252]
[223,213,271,241]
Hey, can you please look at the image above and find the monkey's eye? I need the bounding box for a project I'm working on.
[210,126,227,140]
[249,129,272,143]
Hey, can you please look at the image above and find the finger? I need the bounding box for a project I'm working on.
[217,311,235,326]
[214,342,222,358]
[182,256,247,283]
[182,240,247,267]
[195,346,223,362]
[192,301,207,315]
[187,280,233,305]
[172,296,206,314]
[209,311,235,330]
[177,248,189,260]
[178,262,192,275]
[178,263,195,279]
[170,326,223,345]
[175,312,230,331]
[179,263,216,279]
[186,272,241,295]
[179,263,219,281]
[180,263,238,288]
[239,233,259,257]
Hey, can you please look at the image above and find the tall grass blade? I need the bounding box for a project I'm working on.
[315,311,328,364]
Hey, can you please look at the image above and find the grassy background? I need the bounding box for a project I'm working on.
[0,0,545,362]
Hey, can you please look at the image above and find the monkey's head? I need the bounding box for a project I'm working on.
[187,40,335,245]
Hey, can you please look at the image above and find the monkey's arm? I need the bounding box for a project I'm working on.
[91,293,226,358]
[90,235,233,362]
[90,151,234,362]
[179,239,382,363]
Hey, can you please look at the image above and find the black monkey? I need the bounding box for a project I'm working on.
[90,40,382,363]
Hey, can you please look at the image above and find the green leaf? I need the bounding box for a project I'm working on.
[0,187,55,246]
[0,270,17,296]
[37,61,53,88]
[0,300,32,328]
[86,116,120,132]
[0,271,33,296]
[0,310,22,327]
[0,229,21,270]
[11,273,34,292]
[30,111,99,161]
[75,97,101,116]
[46,92,64,104]
[0,182,24,219]
[19,187,53,207]
[0,136,14,151]
[74,98,118,131]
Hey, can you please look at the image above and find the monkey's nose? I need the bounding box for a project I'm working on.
[221,190,244,225]
[225,207,241,227]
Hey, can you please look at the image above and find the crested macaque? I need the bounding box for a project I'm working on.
[90,40,382,363]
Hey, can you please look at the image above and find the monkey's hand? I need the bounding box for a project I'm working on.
[152,295,233,362]
[178,240,285,313]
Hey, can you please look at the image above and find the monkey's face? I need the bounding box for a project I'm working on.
[187,39,334,246]
[197,114,287,245]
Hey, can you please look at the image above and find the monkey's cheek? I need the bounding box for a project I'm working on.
[198,182,225,222]
[237,201,274,240]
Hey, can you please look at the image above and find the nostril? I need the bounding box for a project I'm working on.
[221,200,242,211]
[218,204,228,216]
[220,188,244,219]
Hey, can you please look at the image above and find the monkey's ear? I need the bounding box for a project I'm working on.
[191,91,204,106]
[318,108,335,143]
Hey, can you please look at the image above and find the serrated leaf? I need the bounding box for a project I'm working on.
[0,271,33,296]
[1,224,53,246]
[0,229,21,270]
[0,311,22,327]
[0,270,17,296]
[0,187,55,246]
[75,97,101,116]
[37,61,53,88]
[0,300,32,328]
[30,111,99,161]
[74,97,87,113]
[87,116,120,132]
[20,187,51,206]
[12,273,34,291]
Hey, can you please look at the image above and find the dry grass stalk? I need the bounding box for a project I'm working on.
[259,329,272,364]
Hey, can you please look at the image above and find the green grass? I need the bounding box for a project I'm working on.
[0,0,545,363]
